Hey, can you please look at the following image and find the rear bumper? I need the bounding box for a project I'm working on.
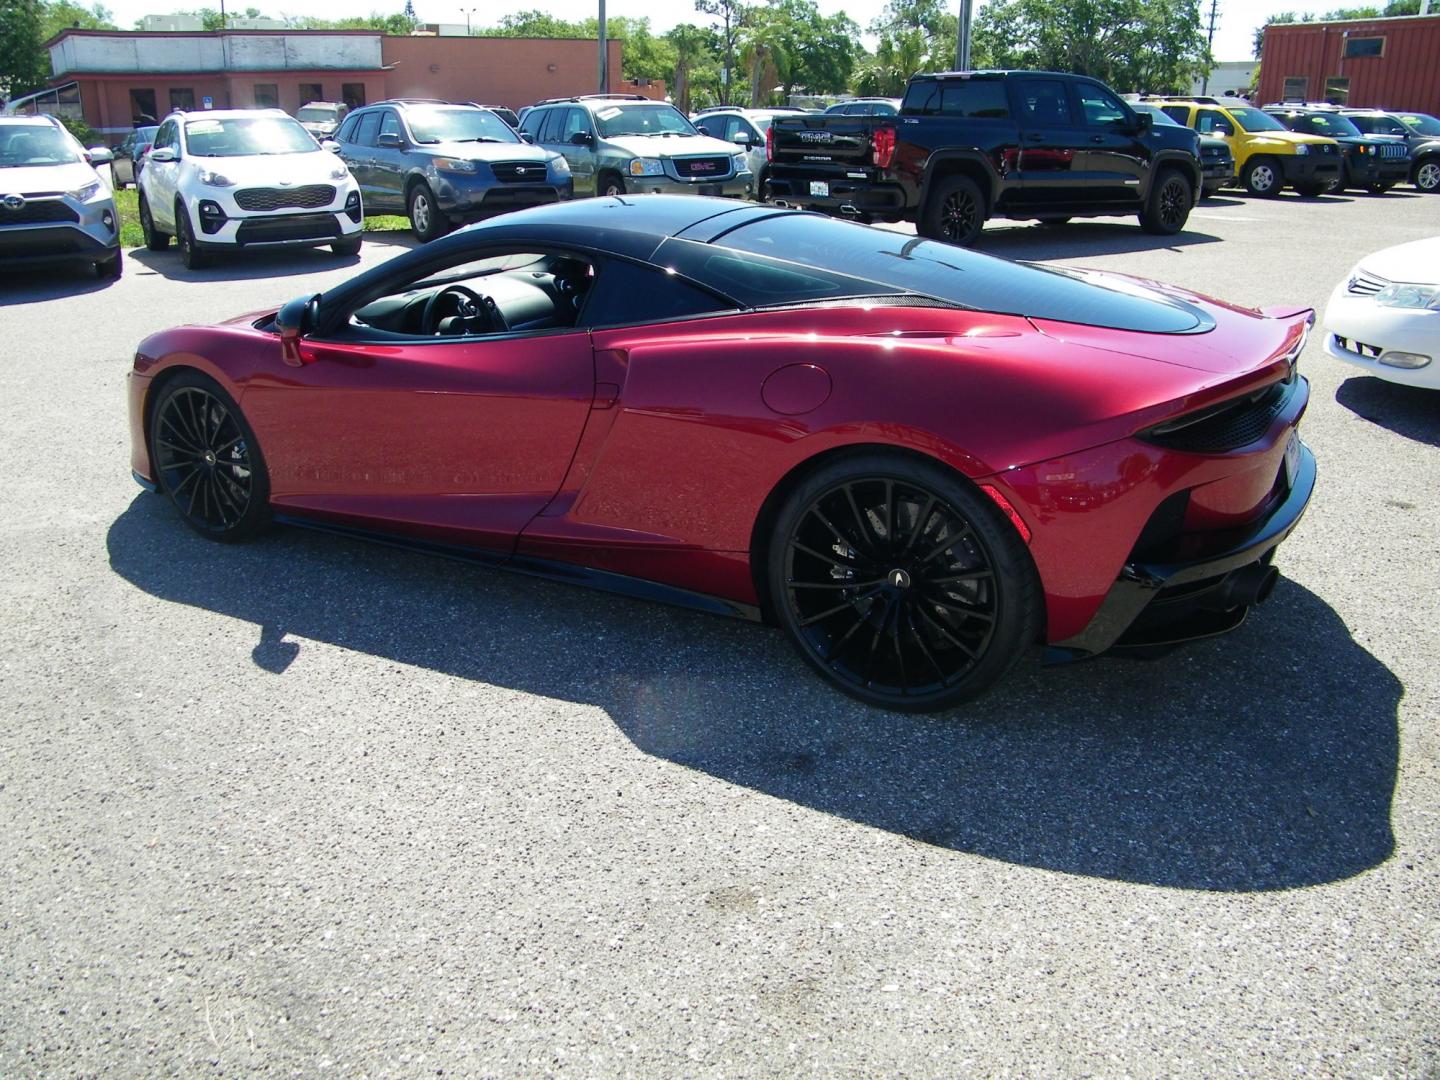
[1048,443,1316,659]
[765,174,909,214]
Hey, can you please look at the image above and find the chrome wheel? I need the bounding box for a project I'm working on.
[1416,161,1440,192]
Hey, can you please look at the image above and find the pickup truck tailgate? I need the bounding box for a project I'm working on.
[769,115,875,168]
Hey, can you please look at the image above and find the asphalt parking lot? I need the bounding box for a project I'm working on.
[2,190,1437,1077]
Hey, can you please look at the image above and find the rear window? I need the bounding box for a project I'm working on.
[902,80,1010,120]
[713,214,1205,332]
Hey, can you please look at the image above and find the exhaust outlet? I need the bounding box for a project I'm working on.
[1217,563,1279,609]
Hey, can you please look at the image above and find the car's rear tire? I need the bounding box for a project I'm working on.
[599,171,626,197]
[765,452,1042,711]
[147,371,270,542]
[175,203,213,269]
[1243,157,1282,196]
[919,175,986,247]
[96,248,123,280]
[407,182,448,242]
[1412,158,1439,193]
[1139,169,1192,234]
[332,235,362,256]
[138,193,169,250]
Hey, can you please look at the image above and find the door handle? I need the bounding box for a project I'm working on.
[1091,135,1104,143]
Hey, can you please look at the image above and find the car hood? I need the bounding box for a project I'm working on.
[1355,236,1440,285]
[1249,131,1335,148]
[425,140,552,163]
[0,159,102,195]
[606,133,739,158]
[187,150,344,185]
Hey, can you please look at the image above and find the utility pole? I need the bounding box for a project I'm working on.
[954,0,973,70]
[598,0,609,93]
[1201,0,1220,94]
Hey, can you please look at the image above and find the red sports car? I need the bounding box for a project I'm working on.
[128,196,1315,710]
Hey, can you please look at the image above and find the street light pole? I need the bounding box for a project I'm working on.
[954,0,972,71]
[598,0,609,93]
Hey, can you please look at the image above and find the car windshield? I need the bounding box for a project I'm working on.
[594,104,697,138]
[185,116,317,156]
[1297,113,1362,137]
[405,107,519,144]
[0,124,82,167]
[1133,104,1183,127]
[1347,114,1406,135]
[298,105,339,122]
[1227,107,1287,133]
[1399,112,1440,136]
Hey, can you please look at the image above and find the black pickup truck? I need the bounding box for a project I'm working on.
[766,70,1203,245]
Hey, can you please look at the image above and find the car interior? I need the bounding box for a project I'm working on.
[337,251,596,340]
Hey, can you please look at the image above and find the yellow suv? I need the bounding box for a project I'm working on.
[1155,98,1342,197]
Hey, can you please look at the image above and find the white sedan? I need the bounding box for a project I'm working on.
[1324,236,1440,389]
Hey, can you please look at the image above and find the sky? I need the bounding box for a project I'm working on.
[96,0,1335,64]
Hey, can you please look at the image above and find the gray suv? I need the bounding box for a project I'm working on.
[520,95,752,199]
[336,99,574,241]
[1341,109,1440,193]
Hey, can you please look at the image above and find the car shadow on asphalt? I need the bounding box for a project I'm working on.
[1336,375,1440,447]
[127,245,363,282]
[0,265,119,305]
[973,223,1222,259]
[106,494,1400,894]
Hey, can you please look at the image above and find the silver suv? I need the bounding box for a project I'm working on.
[0,114,121,279]
[520,95,752,198]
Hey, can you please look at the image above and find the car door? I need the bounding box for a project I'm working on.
[1009,77,1083,209]
[1071,81,1149,207]
[557,107,598,194]
[241,253,598,553]
[339,111,380,207]
[369,108,408,211]
[1193,108,1238,167]
[143,119,183,229]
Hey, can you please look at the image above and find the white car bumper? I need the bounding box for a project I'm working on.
[1322,279,1440,389]
[183,179,362,249]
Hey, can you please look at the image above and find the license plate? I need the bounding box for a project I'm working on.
[1283,430,1301,488]
[697,183,720,196]
[809,180,830,197]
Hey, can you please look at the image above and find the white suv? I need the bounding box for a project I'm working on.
[138,108,362,269]
[0,114,122,279]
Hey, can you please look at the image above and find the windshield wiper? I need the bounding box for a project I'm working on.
[454,136,501,143]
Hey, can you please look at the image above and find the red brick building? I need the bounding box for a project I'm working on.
[1257,14,1440,113]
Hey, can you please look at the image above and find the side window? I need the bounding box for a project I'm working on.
[1013,79,1075,127]
[336,113,359,143]
[1075,84,1128,127]
[561,107,590,142]
[919,80,1009,119]
[583,258,734,327]
[377,110,404,142]
[519,107,545,139]
[1160,105,1190,126]
[537,109,565,144]
[1195,109,1230,135]
[156,119,178,152]
[353,111,381,147]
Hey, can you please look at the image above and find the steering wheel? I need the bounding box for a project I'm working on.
[420,285,509,335]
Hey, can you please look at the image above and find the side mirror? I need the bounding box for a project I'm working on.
[520,131,535,143]
[376,131,404,149]
[1214,123,1233,136]
[148,146,177,163]
[276,293,320,366]
[569,130,594,146]
[731,130,752,146]
[86,145,114,164]
[322,139,341,153]
[1131,112,1152,133]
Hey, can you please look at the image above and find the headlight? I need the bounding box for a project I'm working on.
[1374,283,1440,310]
[197,169,234,187]
[433,158,477,174]
[628,158,665,177]
[328,163,350,180]
[549,154,570,175]
[732,153,749,173]
[67,180,102,201]
[1294,143,1310,155]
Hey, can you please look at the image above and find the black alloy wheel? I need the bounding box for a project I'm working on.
[138,193,169,250]
[149,373,270,541]
[1140,170,1192,235]
[768,455,1040,710]
[924,175,985,247]
[175,204,213,269]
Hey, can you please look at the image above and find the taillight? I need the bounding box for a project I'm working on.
[872,126,896,169]
[766,124,775,163]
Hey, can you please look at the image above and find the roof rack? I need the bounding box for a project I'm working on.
[533,93,649,106]
[369,98,452,107]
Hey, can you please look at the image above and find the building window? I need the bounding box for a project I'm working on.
[254,83,279,108]
[342,83,366,110]
[299,82,323,104]
[1323,77,1351,105]
[1281,76,1308,101]
[169,87,196,111]
[129,87,158,124]
[1343,35,1385,58]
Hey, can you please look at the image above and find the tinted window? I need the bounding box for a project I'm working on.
[1296,113,1362,137]
[336,113,359,142]
[1013,79,1074,126]
[1160,105,1190,125]
[405,106,519,144]
[903,79,1010,119]
[378,110,404,141]
[716,214,1206,333]
[1075,84,1127,126]
[1132,104,1183,128]
[537,109,565,144]
[655,236,899,308]
[583,259,734,326]
[1346,113,1405,135]
[353,111,381,146]
[519,107,545,138]
[1400,112,1440,136]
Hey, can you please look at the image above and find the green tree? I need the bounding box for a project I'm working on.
[695,0,749,104]
[667,22,719,113]
[1,0,50,99]
[40,0,113,39]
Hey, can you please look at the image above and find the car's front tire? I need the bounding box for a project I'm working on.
[599,171,626,197]
[96,248,123,280]
[919,175,986,247]
[138,193,169,250]
[1139,169,1192,234]
[407,183,448,242]
[175,203,213,269]
[766,453,1041,711]
[1412,158,1439,193]
[1243,157,1282,196]
[332,235,362,257]
[148,371,270,542]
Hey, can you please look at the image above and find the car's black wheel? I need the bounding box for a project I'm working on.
[1139,169,1193,235]
[332,235,362,256]
[599,171,626,197]
[96,248,123,280]
[148,372,270,542]
[1295,181,1328,198]
[919,175,985,247]
[175,204,213,269]
[1243,157,1282,196]
[407,182,448,242]
[1365,181,1394,195]
[766,454,1041,711]
[138,193,169,250]
[1411,158,1439,192]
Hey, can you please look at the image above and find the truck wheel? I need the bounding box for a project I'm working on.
[1243,157,1282,197]
[1413,158,1440,193]
[599,171,626,197]
[920,175,985,247]
[1139,169,1192,235]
